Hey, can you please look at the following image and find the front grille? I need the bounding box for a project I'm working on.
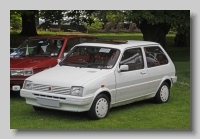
[32,84,70,95]
[33,93,66,100]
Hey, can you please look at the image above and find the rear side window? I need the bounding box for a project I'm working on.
[144,46,168,68]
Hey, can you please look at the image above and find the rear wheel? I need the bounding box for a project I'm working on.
[154,82,170,103]
[88,94,110,120]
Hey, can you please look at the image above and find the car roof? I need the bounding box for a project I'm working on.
[76,40,159,51]
[29,35,96,39]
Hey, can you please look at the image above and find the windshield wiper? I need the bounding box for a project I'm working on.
[59,61,88,67]
[87,63,110,69]
[88,63,108,66]
[71,61,88,65]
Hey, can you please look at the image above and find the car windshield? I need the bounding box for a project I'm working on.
[10,38,64,58]
[59,46,120,69]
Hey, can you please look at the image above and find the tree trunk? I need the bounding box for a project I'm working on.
[173,33,190,47]
[20,11,38,36]
[139,20,171,50]
[35,17,39,27]
[58,19,61,29]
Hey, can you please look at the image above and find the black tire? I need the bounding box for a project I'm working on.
[33,106,44,111]
[154,82,170,103]
[87,94,110,120]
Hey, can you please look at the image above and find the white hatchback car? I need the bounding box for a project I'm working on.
[20,40,177,120]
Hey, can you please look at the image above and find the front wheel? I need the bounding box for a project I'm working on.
[87,94,110,120]
[154,82,170,103]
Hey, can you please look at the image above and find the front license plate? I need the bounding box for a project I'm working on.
[37,98,60,107]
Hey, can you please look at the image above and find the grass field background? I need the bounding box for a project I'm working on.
[10,31,190,130]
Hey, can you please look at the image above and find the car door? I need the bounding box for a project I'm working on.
[115,47,149,103]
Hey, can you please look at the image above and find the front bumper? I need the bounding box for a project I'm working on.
[171,76,177,83]
[10,79,24,91]
[20,89,94,112]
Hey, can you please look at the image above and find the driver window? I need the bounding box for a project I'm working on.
[120,48,144,71]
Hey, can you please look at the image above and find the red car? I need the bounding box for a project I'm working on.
[10,35,97,91]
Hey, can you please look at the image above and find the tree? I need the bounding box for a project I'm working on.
[84,15,104,32]
[40,10,67,29]
[10,10,38,36]
[106,11,124,28]
[172,11,190,47]
[21,10,38,36]
[66,10,95,25]
[124,10,190,49]
[10,11,22,29]
[10,10,190,48]
[10,10,67,36]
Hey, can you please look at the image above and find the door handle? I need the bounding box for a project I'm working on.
[140,72,146,75]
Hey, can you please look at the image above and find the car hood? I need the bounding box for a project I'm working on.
[10,57,56,69]
[27,66,111,87]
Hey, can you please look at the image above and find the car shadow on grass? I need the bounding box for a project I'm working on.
[10,91,22,99]
[27,98,155,121]
[109,98,155,113]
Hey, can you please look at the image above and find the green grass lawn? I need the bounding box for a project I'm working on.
[10,31,190,130]
[10,83,190,129]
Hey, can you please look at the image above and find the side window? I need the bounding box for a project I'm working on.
[120,48,144,71]
[144,46,168,68]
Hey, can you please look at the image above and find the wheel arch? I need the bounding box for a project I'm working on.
[87,88,111,120]
[164,79,171,88]
[90,88,112,108]
[155,76,172,96]
[99,91,111,103]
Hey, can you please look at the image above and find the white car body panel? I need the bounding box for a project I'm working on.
[27,66,111,87]
[115,68,149,103]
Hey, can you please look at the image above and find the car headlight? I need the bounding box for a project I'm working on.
[10,70,24,76]
[23,80,33,90]
[24,69,34,76]
[70,86,83,97]
[10,69,33,76]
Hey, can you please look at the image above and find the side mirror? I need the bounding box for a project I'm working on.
[119,65,129,71]
[57,59,61,64]
[64,52,68,57]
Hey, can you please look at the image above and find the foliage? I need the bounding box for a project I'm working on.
[39,10,66,27]
[92,11,109,24]
[106,11,124,28]
[10,10,38,36]
[124,10,190,34]
[10,10,189,48]
[83,15,104,31]
[10,11,22,29]
[66,10,95,25]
